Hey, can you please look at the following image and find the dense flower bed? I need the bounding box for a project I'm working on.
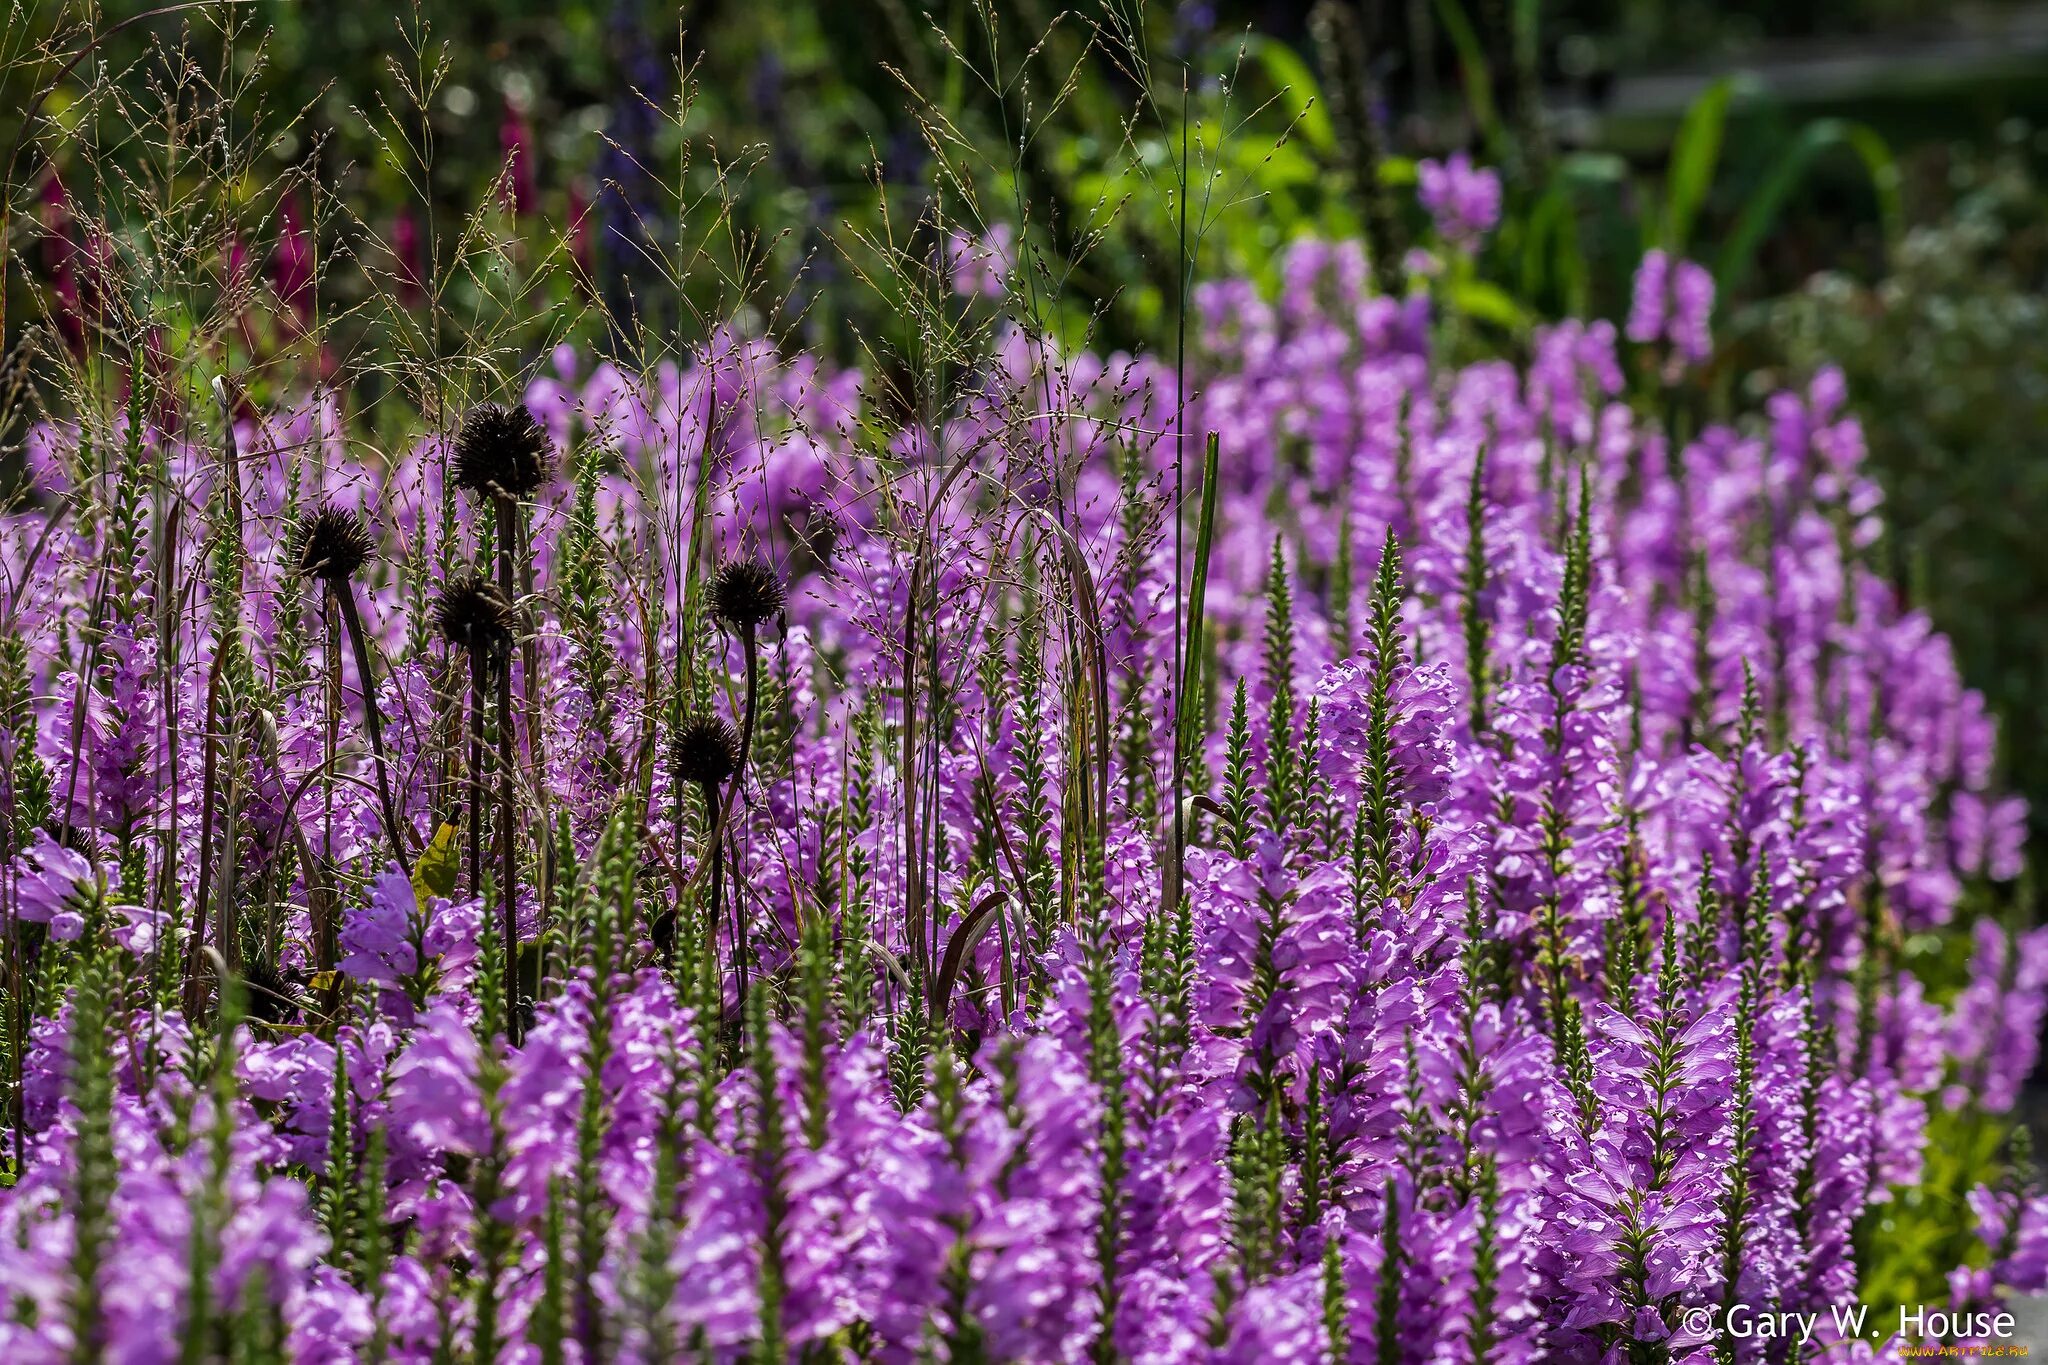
[0,238,2041,1362]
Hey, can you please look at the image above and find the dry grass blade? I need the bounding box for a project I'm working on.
[931,887,1008,1022]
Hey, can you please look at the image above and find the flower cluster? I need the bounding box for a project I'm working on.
[1626,248,1716,367]
[1418,151,1503,250]
[0,222,2035,1363]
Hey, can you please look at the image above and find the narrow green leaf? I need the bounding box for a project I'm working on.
[1176,432,1222,779]
[1430,0,1503,155]
[1664,76,1734,255]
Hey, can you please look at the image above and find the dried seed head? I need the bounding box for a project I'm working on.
[709,557,785,633]
[649,906,679,961]
[289,505,376,582]
[434,574,517,661]
[243,958,303,1026]
[670,714,741,789]
[452,401,553,502]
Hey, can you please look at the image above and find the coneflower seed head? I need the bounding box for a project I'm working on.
[452,401,553,502]
[434,574,517,661]
[709,557,786,632]
[290,506,376,582]
[671,715,741,789]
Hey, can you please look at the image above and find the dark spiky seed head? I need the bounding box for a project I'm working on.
[709,557,785,632]
[434,574,517,660]
[290,505,376,582]
[670,715,740,789]
[452,401,553,502]
[243,958,302,1026]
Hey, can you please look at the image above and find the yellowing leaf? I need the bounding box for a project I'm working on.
[411,823,461,908]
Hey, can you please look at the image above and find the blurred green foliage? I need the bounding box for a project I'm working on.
[1740,135,2048,842]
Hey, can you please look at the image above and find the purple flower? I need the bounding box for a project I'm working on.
[1946,921,2048,1113]
[9,829,98,932]
[1313,654,1455,807]
[339,863,482,1002]
[1628,249,1716,365]
[1418,152,1502,250]
[338,864,419,986]
[1627,248,1671,345]
[1670,257,1715,363]
[385,1003,488,1156]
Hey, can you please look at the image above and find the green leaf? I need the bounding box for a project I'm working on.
[1447,279,1531,332]
[1376,155,1419,189]
[1663,76,1734,255]
[1556,151,1629,187]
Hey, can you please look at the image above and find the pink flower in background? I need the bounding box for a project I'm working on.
[946,222,1014,296]
[391,206,425,308]
[274,192,314,319]
[500,94,538,216]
